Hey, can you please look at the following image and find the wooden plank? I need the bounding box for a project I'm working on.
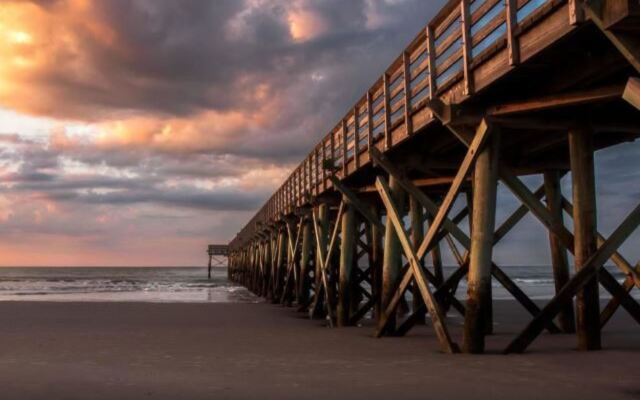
[489,84,625,116]
[353,107,361,168]
[600,263,639,327]
[426,25,437,98]
[623,76,640,110]
[342,120,348,176]
[460,0,474,96]
[598,267,640,325]
[505,202,640,353]
[403,51,413,135]
[416,120,492,259]
[383,73,392,149]
[380,175,406,334]
[506,0,521,66]
[569,0,584,24]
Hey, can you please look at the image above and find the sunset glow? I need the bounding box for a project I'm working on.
[1,0,637,267]
[0,0,448,266]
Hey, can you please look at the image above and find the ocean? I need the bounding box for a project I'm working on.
[0,267,257,303]
[0,266,631,303]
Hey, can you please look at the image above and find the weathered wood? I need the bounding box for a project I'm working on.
[338,203,356,327]
[463,130,500,353]
[410,196,426,324]
[562,197,640,287]
[544,171,576,333]
[505,201,640,353]
[506,0,520,65]
[597,267,640,325]
[600,262,640,327]
[381,175,406,334]
[489,84,626,116]
[403,51,413,135]
[310,205,329,320]
[584,1,640,73]
[383,73,392,149]
[329,176,384,230]
[298,219,313,307]
[569,126,601,351]
[460,0,474,96]
[623,77,640,110]
[377,176,459,353]
[426,24,437,98]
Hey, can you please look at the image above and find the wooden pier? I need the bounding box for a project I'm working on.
[227,0,640,354]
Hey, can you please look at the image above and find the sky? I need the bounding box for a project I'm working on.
[0,0,638,267]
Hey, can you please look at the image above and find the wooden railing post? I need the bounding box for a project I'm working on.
[460,0,474,96]
[354,107,361,168]
[383,73,392,149]
[506,0,520,66]
[366,91,374,150]
[342,119,348,176]
[402,51,413,135]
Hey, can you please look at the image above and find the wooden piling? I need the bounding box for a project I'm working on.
[366,203,383,321]
[463,132,500,354]
[568,126,601,351]
[544,170,576,333]
[275,228,287,303]
[338,202,356,327]
[381,176,406,333]
[311,204,329,318]
[298,218,313,308]
[410,196,426,324]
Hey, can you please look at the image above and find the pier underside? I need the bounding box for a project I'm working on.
[228,0,640,354]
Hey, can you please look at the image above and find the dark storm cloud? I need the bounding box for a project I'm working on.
[3,0,447,162]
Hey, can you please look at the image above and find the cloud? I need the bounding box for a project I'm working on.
[11,0,637,267]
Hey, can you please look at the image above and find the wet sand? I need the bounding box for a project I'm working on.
[0,300,638,399]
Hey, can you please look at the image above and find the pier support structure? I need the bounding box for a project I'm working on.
[227,0,640,355]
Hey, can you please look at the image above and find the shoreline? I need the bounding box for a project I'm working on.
[0,300,638,399]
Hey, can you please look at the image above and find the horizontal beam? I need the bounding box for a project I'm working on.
[489,84,625,116]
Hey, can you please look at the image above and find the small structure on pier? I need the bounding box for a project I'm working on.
[207,244,229,280]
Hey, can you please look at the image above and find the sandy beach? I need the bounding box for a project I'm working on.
[0,300,638,400]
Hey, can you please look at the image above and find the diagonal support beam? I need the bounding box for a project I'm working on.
[505,202,640,353]
[600,262,640,327]
[311,203,344,327]
[377,176,459,353]
[329,176,384,230]
[597,267,640,325]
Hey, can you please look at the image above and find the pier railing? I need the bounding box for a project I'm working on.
[230,0,565,250]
